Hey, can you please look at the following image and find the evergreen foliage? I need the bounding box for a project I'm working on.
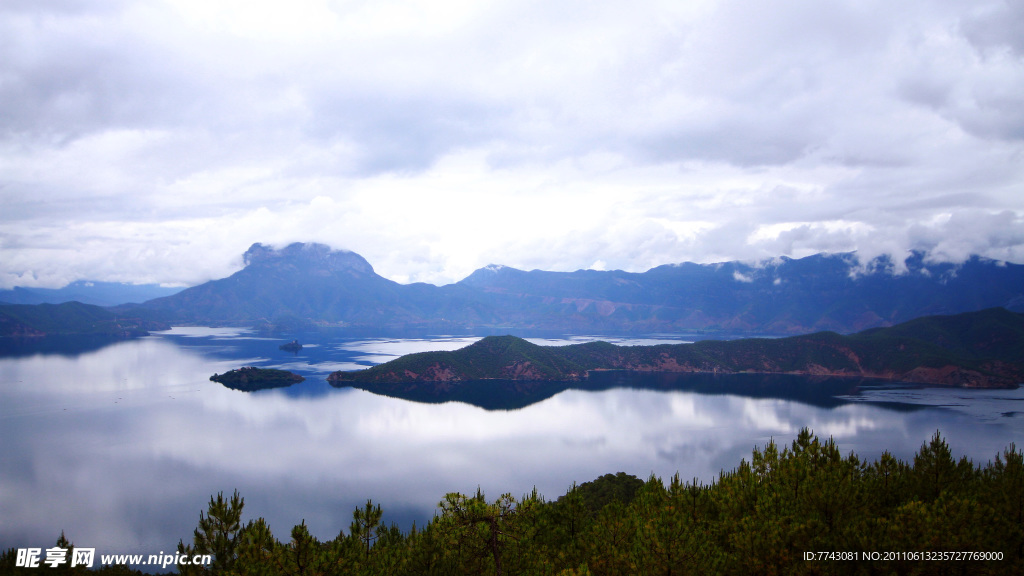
[209,367,305,391]
[178,490,244,574]
[9,430,1016,575]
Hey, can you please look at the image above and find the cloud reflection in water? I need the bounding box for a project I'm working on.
[1,335,1021,558]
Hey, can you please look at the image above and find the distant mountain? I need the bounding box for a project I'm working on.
[328,308,1024,391]
[127,242,1024,335]
[456,252,1024,334]
[132,242,465,328]
[0,281,184,307]
[0,301,169,337]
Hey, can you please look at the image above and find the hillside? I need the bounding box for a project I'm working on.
[0,301,169,337]
[328,308,1024,390]
[124,242,1024,335]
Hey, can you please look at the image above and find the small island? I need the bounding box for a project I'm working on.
[211,367,305,392]
[279,339,302,352]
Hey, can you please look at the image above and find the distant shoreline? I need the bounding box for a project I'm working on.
[329,308,1024,391]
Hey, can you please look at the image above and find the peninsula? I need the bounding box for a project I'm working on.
[328,308,1024,390]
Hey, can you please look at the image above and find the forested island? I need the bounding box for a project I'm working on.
[329,308,1024,393]
[210,367,305,392]
[279,340,302,353]
[5,430,1017,574]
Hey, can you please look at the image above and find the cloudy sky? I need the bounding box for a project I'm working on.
[1,0,1022,289]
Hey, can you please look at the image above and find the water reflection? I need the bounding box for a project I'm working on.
[0,334,137,358]
[0,332,1022,562]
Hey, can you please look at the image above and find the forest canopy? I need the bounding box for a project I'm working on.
[3,429,1019,575]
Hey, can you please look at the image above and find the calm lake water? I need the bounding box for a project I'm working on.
[2,328,1023,561]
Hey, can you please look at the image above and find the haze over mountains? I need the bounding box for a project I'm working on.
[0,281,183,307]
[120,242,1024,335]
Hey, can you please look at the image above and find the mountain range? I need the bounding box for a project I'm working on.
[125,242,1024,335]
[0,280,183,307]
[3,241,1023,337]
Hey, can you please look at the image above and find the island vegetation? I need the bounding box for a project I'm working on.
[210,367,305,392]
[279,340,302,353]
[4,430,1018,575]
[329,308,1024,393]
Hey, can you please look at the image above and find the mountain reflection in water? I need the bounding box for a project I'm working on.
[0,329,1021,560]
[340,371,877,411]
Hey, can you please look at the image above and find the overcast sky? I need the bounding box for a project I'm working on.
[1,0,1022,289]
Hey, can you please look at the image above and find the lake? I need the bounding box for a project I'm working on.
[2,327,1023,562]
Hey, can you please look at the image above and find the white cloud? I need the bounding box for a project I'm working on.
[1,0,1022,288]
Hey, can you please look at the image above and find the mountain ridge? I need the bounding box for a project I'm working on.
[124,242,1024,335]
[0,281,184,307]
[327,307,1024,390]
[0,301,170,337]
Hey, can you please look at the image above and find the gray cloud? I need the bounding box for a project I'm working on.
[962,0,1024,55]
[0,0,1022,288]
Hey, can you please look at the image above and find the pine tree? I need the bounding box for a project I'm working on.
[178,490,244,574]
[233,517,278,576]
[349,499,382,560]
[912,431,975,503]
[438,489,537,576]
